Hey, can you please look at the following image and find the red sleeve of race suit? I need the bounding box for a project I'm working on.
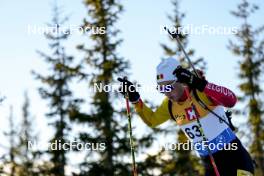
[203,82,237,108]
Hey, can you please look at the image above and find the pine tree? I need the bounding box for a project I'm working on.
[1,99,40,175]
[159,0,206,175]
[229,0,264,175]
[74,0,156,175]
[33,3,84,176]
[15,92,39,176]
[3,106,19,176]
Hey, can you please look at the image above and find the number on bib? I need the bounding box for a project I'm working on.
[184,125,202,139]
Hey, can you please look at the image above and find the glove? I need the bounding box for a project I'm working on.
[117,77,140,103]
[173,66,208,91]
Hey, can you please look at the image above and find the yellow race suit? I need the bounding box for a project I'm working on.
[134,89,236,156]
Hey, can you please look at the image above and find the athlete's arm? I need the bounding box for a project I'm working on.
[203,82,237,108]
[117,77,171,127]
[173,67,237,108]
[134,98,171,128]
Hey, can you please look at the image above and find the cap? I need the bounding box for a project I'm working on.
[156,57,180,83]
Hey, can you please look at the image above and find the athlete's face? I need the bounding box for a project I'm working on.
[158,81,184,102]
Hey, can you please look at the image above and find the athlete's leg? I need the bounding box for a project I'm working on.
[237,169,254,176]
[233,139,254,175]
[203,138,254,176]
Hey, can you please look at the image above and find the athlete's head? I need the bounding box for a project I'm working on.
[156,57,185,102]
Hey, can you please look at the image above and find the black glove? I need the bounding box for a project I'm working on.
[117,77,140,103]
[173,66,208,91]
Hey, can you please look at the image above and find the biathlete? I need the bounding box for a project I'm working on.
[118,57,254,176]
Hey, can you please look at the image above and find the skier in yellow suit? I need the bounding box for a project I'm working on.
[118,57,254,176]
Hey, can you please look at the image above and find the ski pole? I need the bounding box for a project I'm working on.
[164,27,199,77]
[123,77,138,176]
[164,27,220,176]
